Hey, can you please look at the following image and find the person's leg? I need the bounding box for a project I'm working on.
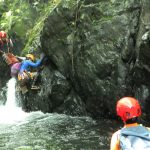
[30,72,40,90]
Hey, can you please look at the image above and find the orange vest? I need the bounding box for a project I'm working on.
[3,53,19,65]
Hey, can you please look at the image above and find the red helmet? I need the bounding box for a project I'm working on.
[0,31,7,38]
[116,97,141,122]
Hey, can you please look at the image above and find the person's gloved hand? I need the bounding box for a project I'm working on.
[40,52,45,60]
[40,53,48,65]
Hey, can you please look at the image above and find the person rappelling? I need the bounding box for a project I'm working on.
[0,44,47,94]
[17,53,46,94]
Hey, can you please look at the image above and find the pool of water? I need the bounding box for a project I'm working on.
[0,111,121,150]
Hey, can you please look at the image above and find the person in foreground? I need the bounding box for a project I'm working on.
[110,97,150,150]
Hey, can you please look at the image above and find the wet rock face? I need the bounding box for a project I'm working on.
[23,0,150,119]
[0,57,10,88]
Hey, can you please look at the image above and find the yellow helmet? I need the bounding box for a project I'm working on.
[26,54,35,61]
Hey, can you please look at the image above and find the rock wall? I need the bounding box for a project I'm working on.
[17,0,150,119]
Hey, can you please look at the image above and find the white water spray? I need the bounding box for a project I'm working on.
[5,77,17,109]
[0,78,28,124]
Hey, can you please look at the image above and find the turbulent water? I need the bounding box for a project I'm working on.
[0,78,119,150]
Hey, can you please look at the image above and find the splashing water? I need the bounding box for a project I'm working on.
[0,78,28,124]
[5,77,17,109]
[0,78,113,149]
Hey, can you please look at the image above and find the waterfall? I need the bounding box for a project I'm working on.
[0,78,28,124]
[5,77,17,109]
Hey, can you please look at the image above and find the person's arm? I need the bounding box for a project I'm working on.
[16,56,26,61]
[110,130,120,150]
[27,60,42,68]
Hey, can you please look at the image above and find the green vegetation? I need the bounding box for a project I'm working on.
[24,0,62,54]
[0,0,61,54]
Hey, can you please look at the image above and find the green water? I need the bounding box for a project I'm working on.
[0,78,120,150]
[0,111,118,150]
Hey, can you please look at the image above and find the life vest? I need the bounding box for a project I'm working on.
[18,71,35,85]
[18,71,32,87]
[18,71,34,81]
[2,53,19,65]
[120,125,150,150]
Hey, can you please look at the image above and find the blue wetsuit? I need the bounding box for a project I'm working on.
[19,59,41,73]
